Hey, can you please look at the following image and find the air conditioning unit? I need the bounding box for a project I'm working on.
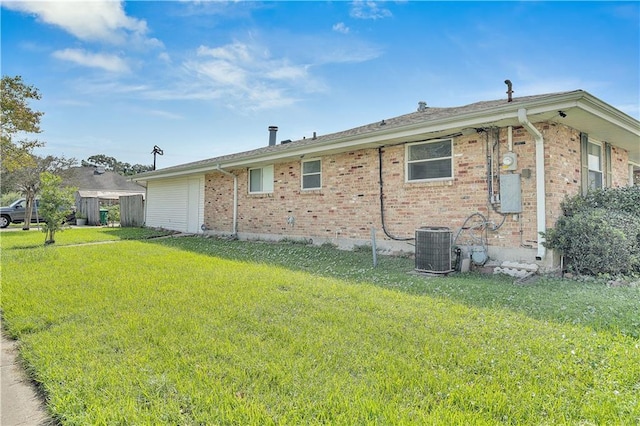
[415,227,454,274]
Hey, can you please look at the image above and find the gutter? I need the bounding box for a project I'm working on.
[135,93,604,182]
[517,108,546,260]
[214,164,238,236]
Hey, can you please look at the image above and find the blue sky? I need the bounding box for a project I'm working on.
[2,1,639,169]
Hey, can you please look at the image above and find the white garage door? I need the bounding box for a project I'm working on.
[145,176,204,233]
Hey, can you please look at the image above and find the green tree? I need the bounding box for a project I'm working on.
[39,171,76,245]
[82,154,153,176]
[11,155,76,230]
[1,75,44,173]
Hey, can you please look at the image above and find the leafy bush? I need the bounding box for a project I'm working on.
[561,186,640,216]
[1,191,22,206]
[543,186,640,275]
[107,204,120,225]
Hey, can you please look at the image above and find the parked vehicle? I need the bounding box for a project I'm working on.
[0,198,75,228]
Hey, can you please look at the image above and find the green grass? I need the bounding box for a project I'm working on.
[1,230,639,424]
[161,237,640,339]
[0,226,174,249]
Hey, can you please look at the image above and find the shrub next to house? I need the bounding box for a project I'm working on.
[543,186,640,276]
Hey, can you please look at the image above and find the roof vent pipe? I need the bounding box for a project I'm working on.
[505,80,514,102]
[268,126,278,146]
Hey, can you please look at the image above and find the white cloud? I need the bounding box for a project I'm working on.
[350,1,392,20]
[197,43,252,63]
[158,52,172,63]
[149,33,383,109]
[181,41,316,109]
[333,22,350,34]
[266,65,309,81]
[3,0,154,45]
[52,48,130,73]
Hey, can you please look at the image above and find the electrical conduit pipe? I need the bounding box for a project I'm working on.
[517,108,546,260]
[215,165,238,236]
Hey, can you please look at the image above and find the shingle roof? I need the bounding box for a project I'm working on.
[135,90,583,178]
[61,167,146,193]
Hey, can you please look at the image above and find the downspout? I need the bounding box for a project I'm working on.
[215,165,238,236]
[517,108,546,260]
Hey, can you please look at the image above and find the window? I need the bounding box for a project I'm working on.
[587,141,603,190]
[301,159,321,190]
[581,133,612,194]
[248,165,274,194]
[406,139,453,181]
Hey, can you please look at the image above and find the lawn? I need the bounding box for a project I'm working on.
[1,229,639,424]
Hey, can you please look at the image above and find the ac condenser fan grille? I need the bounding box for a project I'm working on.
[415,227,453,274]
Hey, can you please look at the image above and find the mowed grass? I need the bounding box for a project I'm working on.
[1,231,639,424]
[0,226,173,249]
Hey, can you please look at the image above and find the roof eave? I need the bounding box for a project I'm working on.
[134,90,639,181]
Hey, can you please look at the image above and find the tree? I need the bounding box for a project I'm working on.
[1,75,44,173]
[82,154,153,176]
[39,171,76,245]
[11,155,76,230]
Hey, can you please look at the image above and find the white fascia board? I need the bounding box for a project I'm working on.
[132,168,214,182]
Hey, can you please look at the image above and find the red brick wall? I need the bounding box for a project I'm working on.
[203,122,630,255]
[611,145,631,187]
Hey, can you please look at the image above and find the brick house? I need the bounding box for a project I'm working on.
[133,90,640,271]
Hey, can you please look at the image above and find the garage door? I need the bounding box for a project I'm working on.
[145,176,204,233]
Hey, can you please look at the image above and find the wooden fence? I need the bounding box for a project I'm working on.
[119,194,144,227]
[77,197,101,226]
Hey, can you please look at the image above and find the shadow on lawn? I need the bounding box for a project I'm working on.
[148,236,640,339]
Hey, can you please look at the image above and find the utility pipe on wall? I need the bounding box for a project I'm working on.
[215,165,238,236]
[517,108,546,260]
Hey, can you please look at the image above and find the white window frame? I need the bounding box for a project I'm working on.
[405,138,454,182]
[248,165,274,194]
[587,139,603,190]
[301,159,322,190]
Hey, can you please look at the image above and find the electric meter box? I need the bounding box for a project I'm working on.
[502,152,518,171]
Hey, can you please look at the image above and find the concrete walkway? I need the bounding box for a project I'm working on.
[1,332,52,425]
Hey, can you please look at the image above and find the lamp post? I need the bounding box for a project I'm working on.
[151,145,164,170]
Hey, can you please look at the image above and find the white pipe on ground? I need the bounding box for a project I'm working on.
[517,108,546,260]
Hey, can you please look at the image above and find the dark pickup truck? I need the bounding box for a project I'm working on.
[0,198,75,228]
